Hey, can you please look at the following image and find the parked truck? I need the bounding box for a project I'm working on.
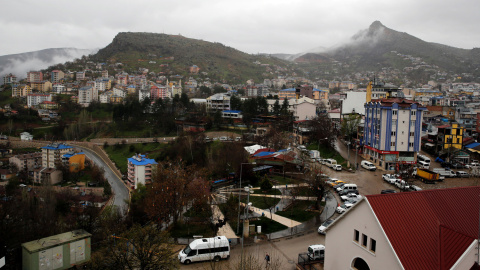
[309,150,320,161]
[413,168,443,183]
[432,168,457,178]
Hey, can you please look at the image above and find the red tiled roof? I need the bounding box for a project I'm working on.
[367,187,480,270]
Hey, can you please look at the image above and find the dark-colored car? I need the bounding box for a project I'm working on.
[441,162,452,168]
[381,189,397,194]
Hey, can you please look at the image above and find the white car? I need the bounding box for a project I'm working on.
[332,164,342,171]
[395,180,410,190]
[336,203,354,213]
[341,193,363,201]
[382,174,400,184]
[318,219,334,234]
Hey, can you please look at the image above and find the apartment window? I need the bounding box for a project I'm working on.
[410,132,414,136]
[370,239,377,253]
[411,110,416,116]
[354,230,359,242]
[391,142,396,147]
[392,110,397,115]
[362,234,368,247]
[392,120,397,127]
[391,131,396,136]
[409,142,414,147]
[410,121,415,127]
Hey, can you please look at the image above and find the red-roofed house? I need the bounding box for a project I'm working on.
[324,187,480,270]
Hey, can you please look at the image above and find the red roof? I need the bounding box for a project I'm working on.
[367,187,480,270]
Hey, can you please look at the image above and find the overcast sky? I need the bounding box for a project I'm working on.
[1,0,479,56]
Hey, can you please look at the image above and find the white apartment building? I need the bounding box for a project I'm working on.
[127,154,157,189]
[27,93,52,108]
[78,86,98,107]
[206,93,231,111]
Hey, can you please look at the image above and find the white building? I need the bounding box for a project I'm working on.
[324,187,480,270]
[113,87,126,98]
[41,143,73,169]
[78,86,98,107]
[52,83,66,94]
[127,154,157,189]
[206,93,231,111]
[27,93,52,108]
[20,132,33,141]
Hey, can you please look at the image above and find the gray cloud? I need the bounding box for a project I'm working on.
[1,0,479,57]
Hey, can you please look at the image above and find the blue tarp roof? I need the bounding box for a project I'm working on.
[253,151,275,157]
[465,142,480,149]
[62,152,84,158]
[222,110,242,113]
[313,88,327,92]
[280,88,295,92]
[128,155,158,166]
[41,144,73,150]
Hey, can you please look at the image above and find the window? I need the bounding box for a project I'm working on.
[409,142,414,147]
[370,239,376,253]
[410,132,414,136]
[410,121,415,127]
[354,230,359,242]
[411,110,416,116]
[391,142,396,147]
[391,131,396,136]
[392,120,397,127]
[392,110,397,115]
[362,234,368,247]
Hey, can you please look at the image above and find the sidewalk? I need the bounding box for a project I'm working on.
[210,197,239,239]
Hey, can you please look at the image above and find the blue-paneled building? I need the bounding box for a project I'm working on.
[363,98,427,170]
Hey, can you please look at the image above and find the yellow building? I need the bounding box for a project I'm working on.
[62,151,86,172]
[31,81,53,92]
[313,88,329,100]
[444,123,464,150]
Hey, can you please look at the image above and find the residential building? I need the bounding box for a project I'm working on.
[150,84,168,100]
[127,154,157,189]
[9,152,42,172]
[455,106,476,135]
[52,83,66,94]
[62,151,86,172]
[278,88,296,99]
[292,100,317,121]
[20,132,33,141]
[313,88,329,100]
[222,110,243,119]
[3,73,17,85]
[41,143,73,169]
[112,87,126,98]
[27,71,43,83]
[363,98,426,170]
[76,71,86,80]
[33,167,62,184]
[94,78,106,92]
[27,93,52,108]
[441,123,464,150]
[138,89,150,102]
[12,84,32,97]
[206,93,231,111]
[29,80,52,92]
[78,86,98,107]
[366,80,404,102]
[51,70,64,83]
[0,169,14,181]
[324,187,480,270]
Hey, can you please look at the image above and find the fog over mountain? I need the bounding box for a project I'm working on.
[0,48,97,79]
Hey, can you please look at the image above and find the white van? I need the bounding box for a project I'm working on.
[341,184,358,193]
[417,154,431,168]
[324,159,337,168]
[307,244,325,261]
[418,160,430,169]
[178,236,230,264]
[361,160,376,171]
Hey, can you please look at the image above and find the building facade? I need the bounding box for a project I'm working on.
[127,154,157,189]
[363,98,426,170]
[41,143,73,169]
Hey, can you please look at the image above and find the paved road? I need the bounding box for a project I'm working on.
[75,146,130,213]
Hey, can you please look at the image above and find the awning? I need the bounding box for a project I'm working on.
[424,143,434,147]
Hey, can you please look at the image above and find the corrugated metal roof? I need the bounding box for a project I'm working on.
[367,187,480,270]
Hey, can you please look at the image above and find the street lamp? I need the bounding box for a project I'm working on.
[240,187,252,269]
[237,162,255,235]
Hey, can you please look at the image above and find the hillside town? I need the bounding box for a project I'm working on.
[1,51,480,270]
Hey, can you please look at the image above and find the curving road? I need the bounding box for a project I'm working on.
[75,146,130,213]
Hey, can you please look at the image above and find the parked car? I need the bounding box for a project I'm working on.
[450,162,464,169]
[361,160,377,171]
[339,189,359,196]
[409,185,422,191]
[336,203,353,214]
[456,171,470,178]
[382,174,400,184]
[395,180,410,190]
[341,193,363,201]
[381,189,397,194]
[334,183,346,192]
[318,219,334,234]
[328,180,345,187]
[441,162,452,168]
[332,164,342,171]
